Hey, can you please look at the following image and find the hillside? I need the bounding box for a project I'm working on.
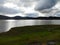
[0,15,10,19]
[0,25,60,45]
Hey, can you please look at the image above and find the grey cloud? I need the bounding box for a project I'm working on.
[25,13,39,17]
[0,0,5,4]
[54,11,60,17]
[35,0,57,11]
[20,0,39,2]
[0,6,20,14]
[18,0,39,7]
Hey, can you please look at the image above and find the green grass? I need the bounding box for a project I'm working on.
[0,25,60,45]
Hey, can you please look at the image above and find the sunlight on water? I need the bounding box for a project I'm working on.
[0,20,60,33]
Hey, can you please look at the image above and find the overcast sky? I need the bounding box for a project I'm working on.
[0,0,40,17]
[0,0,59,17]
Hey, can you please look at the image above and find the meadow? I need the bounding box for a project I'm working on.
[0,25,60,45]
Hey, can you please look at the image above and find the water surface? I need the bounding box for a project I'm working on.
[0,20,60,33]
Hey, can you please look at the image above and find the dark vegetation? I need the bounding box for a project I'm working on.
[0,25,60,45]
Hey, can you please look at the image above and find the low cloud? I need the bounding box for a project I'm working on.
[0,6,20,14]
[0,0,5,4]
[0,0,44,17]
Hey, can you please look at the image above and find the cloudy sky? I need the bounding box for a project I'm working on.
[0,0,60,17]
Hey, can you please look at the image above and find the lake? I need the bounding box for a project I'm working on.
[0,20,60,33]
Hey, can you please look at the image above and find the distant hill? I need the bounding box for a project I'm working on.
[12,16,60,19]
[0,15,37,19]
[0,15,11,19]
[0,15,60,19]
[12,16,38,19]
[12,16,25,19]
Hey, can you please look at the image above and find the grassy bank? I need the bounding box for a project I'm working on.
[0,25,60,45]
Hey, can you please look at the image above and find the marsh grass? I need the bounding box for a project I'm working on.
[0,25,60,45]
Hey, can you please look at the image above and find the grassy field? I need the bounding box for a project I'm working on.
[0,25,60,45]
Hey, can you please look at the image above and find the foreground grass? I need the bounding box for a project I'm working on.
[0,25,60,45]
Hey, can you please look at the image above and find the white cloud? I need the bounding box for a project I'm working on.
[0,6,20,14]
[0,0,5,4]
[3,3,20,10]
[0,0,40,17]
[1,0,59,17]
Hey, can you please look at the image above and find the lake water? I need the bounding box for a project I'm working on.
[0,20,60,33]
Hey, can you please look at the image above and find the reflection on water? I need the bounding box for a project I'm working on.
[0,20,15,32]
[0,20,60,33]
